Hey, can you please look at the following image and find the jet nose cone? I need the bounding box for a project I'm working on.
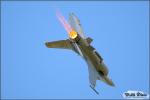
[109,81,115,87]
[103,76,115,87]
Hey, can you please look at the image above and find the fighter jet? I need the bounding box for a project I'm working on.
[45,12,115,94]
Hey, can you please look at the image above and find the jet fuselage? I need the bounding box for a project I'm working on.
[70,35,108,76]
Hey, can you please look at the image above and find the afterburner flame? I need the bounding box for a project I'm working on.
[56,11,77,39]
[69,30,77,39]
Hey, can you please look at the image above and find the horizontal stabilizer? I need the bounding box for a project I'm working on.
[86,37,93,44]
[45,39,72,50]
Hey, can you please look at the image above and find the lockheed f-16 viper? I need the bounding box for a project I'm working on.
[45,12,115,94]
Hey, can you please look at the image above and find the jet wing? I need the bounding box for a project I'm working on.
[45,39,73,50]
[87,60,99,94]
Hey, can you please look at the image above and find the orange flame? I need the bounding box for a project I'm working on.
[56,11,77,39]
